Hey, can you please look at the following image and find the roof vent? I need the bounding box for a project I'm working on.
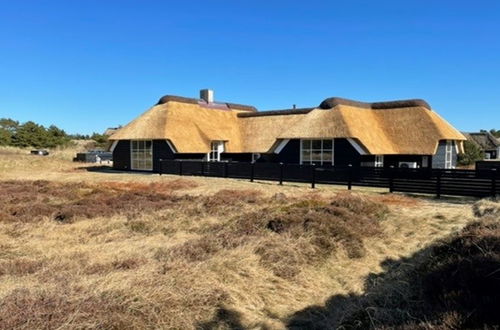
[200,89,214,103]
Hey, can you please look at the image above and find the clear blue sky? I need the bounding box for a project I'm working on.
[1,1,499,134]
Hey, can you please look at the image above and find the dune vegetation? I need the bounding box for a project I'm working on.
[0,147,497,329]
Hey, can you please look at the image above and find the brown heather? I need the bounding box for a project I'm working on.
[289,200,500,329]
[1,146,495,329]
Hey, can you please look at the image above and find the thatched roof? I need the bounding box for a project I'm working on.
[103,127,121,136]
[462,132,500,151]
[110,95,465,155]
[109,101,247,153]
[156,95,257,112]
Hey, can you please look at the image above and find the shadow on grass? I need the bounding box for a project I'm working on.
[198,307,246,330]
[399,192,479,205]
[75,166,158,175]
[197,219,499,329]
[286,219,500,329]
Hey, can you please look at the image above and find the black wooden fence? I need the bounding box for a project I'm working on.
[159,160,499,198]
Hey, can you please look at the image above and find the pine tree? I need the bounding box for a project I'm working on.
[0,128,11,145]
[11,121,49,148]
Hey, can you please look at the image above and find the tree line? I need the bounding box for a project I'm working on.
[0,118,109,149]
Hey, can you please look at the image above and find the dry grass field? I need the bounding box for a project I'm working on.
[0,146,498,329]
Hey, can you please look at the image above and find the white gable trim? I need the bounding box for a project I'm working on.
[454,140,460,154]
[273,139,290,154]
[166,140,177,153]
[347,138,367,155]
[109,141,118,152]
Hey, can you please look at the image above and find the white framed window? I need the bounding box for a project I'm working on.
[300,139,334,165]
[208,141,224,162]
[374,155,384,168]
[422,156,429,168]
[445,140,453,169]
[130,140,153,171]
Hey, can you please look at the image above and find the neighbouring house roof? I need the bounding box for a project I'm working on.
[104,127,121,136]
[109,94,466,155]
[462,132,500,151]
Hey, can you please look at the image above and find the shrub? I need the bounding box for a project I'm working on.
[0,259,45,276]
[167,192,386,278]
[419,218,500,328]
[201,189,264,215]
[335,217,500,329]
[473,198,500,218]
[458,140,484,166]
[0,180,192,224]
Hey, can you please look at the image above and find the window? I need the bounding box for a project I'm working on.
[208,141,224,162]
[374,155,384,167]
[131,140,153,171]
[300,139,333,165]
[445,141,453,169]
[422,156,429,168]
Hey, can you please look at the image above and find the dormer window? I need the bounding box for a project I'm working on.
[208,141,224,162]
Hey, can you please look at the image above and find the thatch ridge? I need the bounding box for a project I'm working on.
[319,97,431,110]
[238,108,314,118]
[225,102,257,112]
[157,95,198,105]
[157,95,256,112]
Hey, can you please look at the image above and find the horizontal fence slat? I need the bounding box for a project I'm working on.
[159,160,498,198]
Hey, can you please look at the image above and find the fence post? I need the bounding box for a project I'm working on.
[436,169,442,199]
[179,160,183,176]
[311,164,316,189]
[224,162,229,178]
[279,162,284,185]
[159,159,162,176]
[492,168,497,198]
[347,164,353,190]
[250,162,255,182]
[389,166,394,193]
